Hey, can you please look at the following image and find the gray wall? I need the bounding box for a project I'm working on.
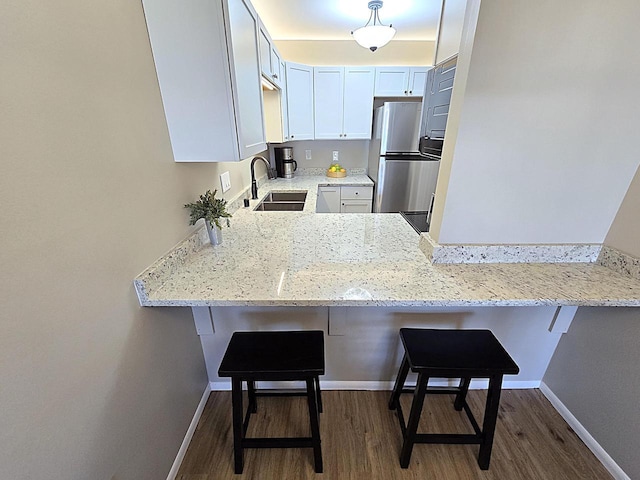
[544,168,640,478]
[430,0,640,245]
[0,0,258,478]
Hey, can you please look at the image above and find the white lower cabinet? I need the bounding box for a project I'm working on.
[317,185,373,213]
[316,186,341,213]
[340,200,372,213]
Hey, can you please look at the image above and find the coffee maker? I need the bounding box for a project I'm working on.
[274,147,297,178]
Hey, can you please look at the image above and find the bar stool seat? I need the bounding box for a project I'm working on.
[218,330,325,474]
[388,328,519,470]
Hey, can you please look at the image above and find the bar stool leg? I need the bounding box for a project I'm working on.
[247,380,257,413]
[454,377,471,411]
[306,378,323,473]
[231,377,244,474]
[314,376,323,413]
[478,374,503,470]
[399,373,429,468]
[389,354,411,410]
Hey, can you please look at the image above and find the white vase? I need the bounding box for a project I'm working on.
[205,220,222,246]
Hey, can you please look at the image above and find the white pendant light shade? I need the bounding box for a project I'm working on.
[351,0,396,52]
[352,25,396,51]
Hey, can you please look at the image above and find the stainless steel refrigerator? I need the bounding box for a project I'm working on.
[367,102,441,230]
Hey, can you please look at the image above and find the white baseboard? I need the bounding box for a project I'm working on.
[166,384,211,480]
[540,382,630,480]
[210,379,539,391]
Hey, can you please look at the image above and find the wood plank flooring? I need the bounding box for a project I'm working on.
[177,389,612,479]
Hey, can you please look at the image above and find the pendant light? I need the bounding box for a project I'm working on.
[351,0,396,52]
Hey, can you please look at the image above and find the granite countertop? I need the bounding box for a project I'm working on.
[133,175,640,308]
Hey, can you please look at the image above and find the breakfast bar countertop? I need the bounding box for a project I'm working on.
[133,175,640,308]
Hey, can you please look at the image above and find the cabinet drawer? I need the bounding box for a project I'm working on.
[341,200,371,213]
[341,186,372,200]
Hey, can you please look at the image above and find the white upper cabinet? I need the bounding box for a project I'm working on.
[313,67,344,139]
[270,48,283,88]
[225,0,267,157]
[142,0,266,162]
[342,67,376,138]
[286,62,314,141]
[258,21,272,78]
[258,19,282,88]
[314,66,375,140]
[279,59,289,141]
[408,68,429,97]
[374,67,430,97]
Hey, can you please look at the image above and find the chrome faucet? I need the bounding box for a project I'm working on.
[250,156,276,199]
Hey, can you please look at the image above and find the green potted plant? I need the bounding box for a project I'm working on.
[184,189,232,246]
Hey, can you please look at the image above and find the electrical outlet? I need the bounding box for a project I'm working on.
[305,149,312,160]
[220,171,231,193]
[332,151,339,162]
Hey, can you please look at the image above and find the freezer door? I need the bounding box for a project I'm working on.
[374,158,441,213]
[380,102,422,154]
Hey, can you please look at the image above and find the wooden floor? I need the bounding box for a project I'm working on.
[177,389,612,479]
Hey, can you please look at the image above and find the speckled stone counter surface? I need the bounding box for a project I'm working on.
[134,176,640,307]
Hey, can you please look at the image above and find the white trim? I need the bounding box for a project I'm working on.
[540,382,631,480]
[166,385,211,480]
[210,379,539,391]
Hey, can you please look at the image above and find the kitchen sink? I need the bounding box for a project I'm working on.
[262,191,307,202]
[254,191,307,212]
[254,202,305,211]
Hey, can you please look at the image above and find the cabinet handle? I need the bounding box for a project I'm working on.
[355,192,358,195]
[344,133,347,137]
[404,90,408,94]
[273,74,278,79]
[409,90,413,95]
[291,135,294,139]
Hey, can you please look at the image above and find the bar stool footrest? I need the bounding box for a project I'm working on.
[242,437,316,449]
[414,433,482,444]
[401,386,465,395]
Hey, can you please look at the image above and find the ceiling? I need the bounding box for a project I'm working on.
[250,0,443,42]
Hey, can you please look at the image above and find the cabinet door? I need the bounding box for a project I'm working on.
[314,67,344,140]
[317,186,341,213]
[408,67,429,97]
[286,62,314,140]
[225,0,266,158]
[343,67,375,139]
[280,60,290,141]
[374,67,410,96]
[341,199,372,213]
[424,57,456,138]
[270,48,282,87]
[258,22,272,79]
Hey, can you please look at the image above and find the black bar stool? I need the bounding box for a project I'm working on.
[388,328,519,470]
[218,330,325,474]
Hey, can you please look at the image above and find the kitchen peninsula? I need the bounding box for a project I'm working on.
[134,174,640,388]
[135,175,640,308]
